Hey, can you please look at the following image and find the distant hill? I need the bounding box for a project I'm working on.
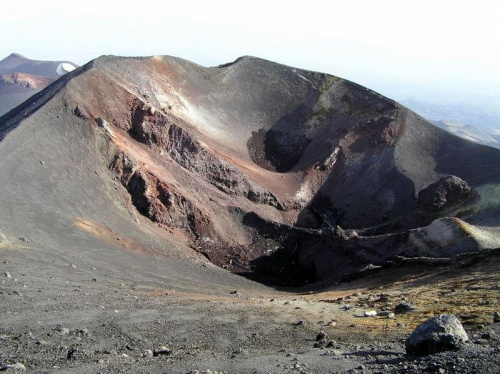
[0,53,77,116]
[0,53,77,79]
[398,97,500,149]
[432,120,500,149]
[401,97,500,131]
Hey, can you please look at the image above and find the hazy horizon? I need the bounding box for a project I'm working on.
[2,0,499,103]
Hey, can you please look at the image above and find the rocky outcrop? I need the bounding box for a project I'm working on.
[128,170,212,234]
[419,176,471,212]
[110,150,213,238]
[294,217,497,281]
[129,171,214,239]
[127,100,283,210]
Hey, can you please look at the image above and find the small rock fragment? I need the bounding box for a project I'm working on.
[493,311,500,323]
[232,347,242,356]
[364,310,377,317]
[97,117,109,128]
[0,363,26,371]
[153,346,171,356]
[316,331,328,341]
[67,348,77,359]
[59,327,70,335]
[395,302,418,314]
[73,328,89,337]
[325,340,335,348]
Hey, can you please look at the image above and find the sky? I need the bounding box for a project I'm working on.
[2,0,500,101]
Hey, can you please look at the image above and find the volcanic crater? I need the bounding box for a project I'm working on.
[2,55,499,287]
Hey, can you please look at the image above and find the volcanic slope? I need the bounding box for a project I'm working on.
[0,53,77,115]
[1,55,500,373]
[2,55,500,285]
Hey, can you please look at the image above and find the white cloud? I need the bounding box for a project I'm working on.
[1,0,499,98]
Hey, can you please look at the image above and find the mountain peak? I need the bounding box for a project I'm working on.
[6,53,27,60]
[216,55,259,68]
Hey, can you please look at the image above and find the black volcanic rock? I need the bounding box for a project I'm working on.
[418,176,471,212]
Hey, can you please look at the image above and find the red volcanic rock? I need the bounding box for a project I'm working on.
[0,72,53,90]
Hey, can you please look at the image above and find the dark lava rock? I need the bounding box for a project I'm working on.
[406,314,469,355]
[481,332,492,340]
[66,348,77,360]
[153,346,171,356]
[494,311,500,323]
[418,176,471,212]
[325,340,335,348]
[395,302,418,314]
[313,341,326,349]
[316,331,328,341]
[96,117,109,128]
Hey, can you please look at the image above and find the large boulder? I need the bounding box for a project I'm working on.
[406,314,468,355]
[418,176,471,212]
